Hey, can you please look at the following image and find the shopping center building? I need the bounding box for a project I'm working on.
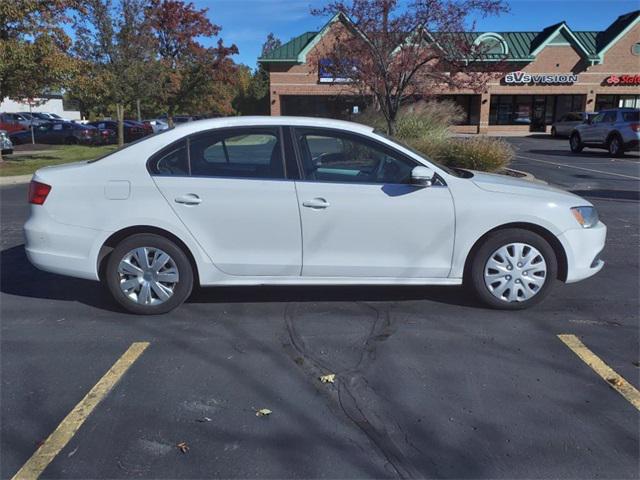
[259,10,640,134]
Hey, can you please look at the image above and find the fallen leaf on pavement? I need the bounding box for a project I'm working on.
[319,373,336,384]
[176,442,189,453]
[607,377,624,387]
[256,408,272,417]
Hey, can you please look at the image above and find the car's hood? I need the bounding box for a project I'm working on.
[470,171,589,205]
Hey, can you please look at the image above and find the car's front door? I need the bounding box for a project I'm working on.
[292,128,455,278]
[151,127,302,276]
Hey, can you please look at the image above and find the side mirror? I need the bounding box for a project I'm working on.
[411,166,434,187]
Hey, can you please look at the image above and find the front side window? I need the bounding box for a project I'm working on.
[295,128,416,184]
[190,128,284,179]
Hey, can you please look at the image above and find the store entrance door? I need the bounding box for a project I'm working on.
[530,96,547,132]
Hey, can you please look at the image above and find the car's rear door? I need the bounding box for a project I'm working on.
[151,126,302,276]
[292,127,455,278]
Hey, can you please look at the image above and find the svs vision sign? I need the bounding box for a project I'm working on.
[504,71,578,85]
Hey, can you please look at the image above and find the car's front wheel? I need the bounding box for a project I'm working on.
[569,133,583,153]
[105,234,194,314]
[468,229,557,310]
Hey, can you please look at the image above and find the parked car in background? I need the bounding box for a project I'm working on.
[29,112,65,123]
[0,113,28,133]
[0,130,13,154]
[570,108,640,156]
[551,112,597,138]
[24,116,606,315]
[10,121,99,145]
[173,115,196,124]
[125,120,153,136]
[88,120,148,143]
[144,119,169,133]
[17,112,49,127]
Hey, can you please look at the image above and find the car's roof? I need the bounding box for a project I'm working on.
[172,116,375,135]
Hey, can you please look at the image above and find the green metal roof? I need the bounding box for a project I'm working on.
[259,32,317,61]
[595,10,640,53]
[259,10,637,64]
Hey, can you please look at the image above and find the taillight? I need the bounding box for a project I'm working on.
[631,123,640,133]
[29,180,51,205]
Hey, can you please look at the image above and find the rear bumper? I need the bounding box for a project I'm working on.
[558,222,607,283]
[24,208,103,281]
[624,139,639,151]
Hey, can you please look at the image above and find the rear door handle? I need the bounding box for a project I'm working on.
[303,198,330,209]
[174,194,202,205]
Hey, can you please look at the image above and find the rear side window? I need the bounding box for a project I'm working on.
[622,111,639,122]
[189,128,284,179]
[148,140,189,176]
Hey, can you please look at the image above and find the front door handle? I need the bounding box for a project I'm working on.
[303,198,330,209]
[175,194,202,205]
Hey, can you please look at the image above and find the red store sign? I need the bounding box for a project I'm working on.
[604,74,640,86]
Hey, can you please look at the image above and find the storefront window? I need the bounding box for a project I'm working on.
[439,95,481,125]
[490,95,585,126]
[597,94,640,110]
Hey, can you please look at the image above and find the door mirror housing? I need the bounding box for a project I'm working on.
[410,166,434,187]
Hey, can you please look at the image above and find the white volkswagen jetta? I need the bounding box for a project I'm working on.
[24,117,606,314]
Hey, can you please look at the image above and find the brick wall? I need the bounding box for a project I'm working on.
[266,21,640,129]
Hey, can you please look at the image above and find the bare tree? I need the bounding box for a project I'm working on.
[311,0,509,134]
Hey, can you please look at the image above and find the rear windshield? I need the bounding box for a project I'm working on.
[622,111,639,122]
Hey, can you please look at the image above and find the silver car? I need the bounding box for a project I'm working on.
[570,108,640,156]
[0,129,13,155]
[551,112,596,138]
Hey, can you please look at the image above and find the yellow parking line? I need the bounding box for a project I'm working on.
[12,342,150,480]
[558,334,640,411]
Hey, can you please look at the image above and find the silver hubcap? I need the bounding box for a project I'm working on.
[610,138,619,154]
[484,243,547,303]
[118,247,179,305]
[571,136,579,149]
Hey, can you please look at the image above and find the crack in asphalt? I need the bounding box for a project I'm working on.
[282,302,427,479]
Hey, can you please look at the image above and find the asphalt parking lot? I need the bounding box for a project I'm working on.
[1,135,638,479]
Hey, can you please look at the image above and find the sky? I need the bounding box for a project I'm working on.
[197,0,640,67]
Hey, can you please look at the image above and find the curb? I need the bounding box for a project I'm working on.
[504,167,546,184]
[0,174,32,186]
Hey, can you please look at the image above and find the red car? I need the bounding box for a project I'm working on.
[0,113,27,134]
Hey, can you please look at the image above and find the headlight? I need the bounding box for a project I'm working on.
[571,206,599,228]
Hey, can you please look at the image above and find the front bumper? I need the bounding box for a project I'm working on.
[558,221,607,283]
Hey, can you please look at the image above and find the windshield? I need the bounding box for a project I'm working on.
[88,126,175,163]
[372,129,463,177]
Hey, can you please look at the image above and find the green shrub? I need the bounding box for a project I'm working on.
[357,99,513,172]
[357,99,464,141]
[408,136,514,172]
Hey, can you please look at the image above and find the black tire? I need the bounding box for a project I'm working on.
[569,133,583,153]
[550,127,557,138]
[607,133,624,157]
[65,136,78,145]
[467,229,558,310]
[105,233,194,315]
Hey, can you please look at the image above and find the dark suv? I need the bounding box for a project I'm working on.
[570,108,640,156]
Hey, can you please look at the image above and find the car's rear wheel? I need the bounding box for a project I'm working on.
[550,127,557,137]
[569,133,583,153]
[607,134,623,157]
[468,229,557,310]
[65,137,78,145]
[105,234,193,315]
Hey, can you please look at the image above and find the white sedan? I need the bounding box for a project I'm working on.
[24,117,606,314]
